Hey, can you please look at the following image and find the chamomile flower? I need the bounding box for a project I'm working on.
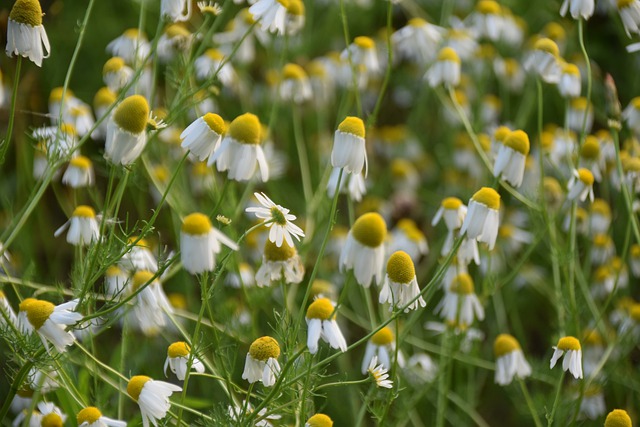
[305,297,347,354]
[255,239,305,287]
[493,57,526,92]
[249,0,288,35]
[61,156,94,188]
[361,326,397,374]
[194,49,237,86]
[93,87,117,138]
[387,219,428,261]
[524,38,561,84]
[618,0,640,36]
[104,95,150,166]
[198,1,222,15]
[404,353,438,384]
[560,0,595,19]
[127,375,181,427]
[567,97,594,133]
[468,0,504,41]
[76,407,126,427]
[246,192,305,247]
[157,24,193,63]
[622,97,640,134]
[567,168,595,203]
[22,298,82,352]
[242,336,281,387]
[332,116,367,175]
[102,57,133,92]
[340,212,387,288]
[119,237,158,273]
[432,197,467,231]
[493,130,530,188]
[181,113,226,162]
[208,113,269,182]
[284,0,305,35]
[54,205,100,246]
[161,0,192,22]
[164,341,205,380]
[228,401,281,426]
[436,273,485,326]
[550,336,583,379]
[6,0,50,67]
[0,291,18,328]
[106,29,150,65]
[579,136,603,182]
[35,402,66,426]
[129,270,173,335]
[460,187,501,250]
[341,36,380,75]
[425,47,461,88]
[392,18,444,65]
[558,62,582,98]
[493,334,532,385]
[306,414,333,427]
[605,409,632,427]
[181,213,238,275]
[279,63,312,103]
[379,251,426,312]
[367,355,393,389]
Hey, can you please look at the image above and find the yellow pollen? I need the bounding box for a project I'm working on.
[306,298,335,320]
[534,38,560,57]
[60,123,77,136]
[73,205,96,218]
[593,233,611,247]
[168,341,191,358]
[277,0,290,7]
[630,303,640,322]
[450,273,474,295]
[249,336,281,361]
[127,375,151,401]
[106,265,123,277]
[493,334,521,357]
[124,28,141,39]
[354,36,375,50]
[19,297,37,312]
[409,18,427,27]
[41,413,63,427]
[182,213,212,235]
[264,239,296,262]
[471,187,500,210]
[282,63,307,81]
[618,0,634,8]
[131,270,156,291]
[228,113,262,145]
[371,326,394,346]
[386,251,416,284]
[286,0,304,16]
[437,47,460,63]
[166,24,191,38]
[192,162,210,176]
[306,413,333,427]
[103,57,126,75]
[168,293,187,309]
[580,136,600,159]
[571,97,589,110]
[77,407,102,425]
[351,212,387,247]
[624,156,640,173]
[25,300,55,329]
[605,409,632,427]
[9,0,43,26]
[493,126,511,143]
[504,130,530,155]
[562,63,580,76]
[390,159,414,178]
[205,48,224,61]
[69,155,92,170]
[477,0,501,14]
[556,336,581,351]
[199,114,226,137]
[337,116,365,138]
[442,197,463,210]
[544,22,566,41]
[577,168,594,185]
[591,199,610,216]
[94,87,116,108]
[114,95,150,134]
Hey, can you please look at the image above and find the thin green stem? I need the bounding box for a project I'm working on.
[519,378,543,427]
[546,371,565,427]
[0,56,22,165]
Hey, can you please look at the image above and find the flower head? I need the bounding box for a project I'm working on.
[76,406,126,427]
[493,334,532,385]
[164,341,205,380]
[6,0,50,66]
[493,130,530,188]
[22,298,82,352]
[306,413,333,427]
[367,355,393,389]
[340,212,387,288]
[460,187,501,250]
[306,298,347,354]
[243,336,281,387]
[379,251,426,312]
[127,375,182,427]
[550,336,583,379]
[246,192,305,247]
[180,212,238,274]
[255,239,305,287]
[54,205,100,246]
[605,409,632,427]
[332,116,368,176]
[105,95,150,166]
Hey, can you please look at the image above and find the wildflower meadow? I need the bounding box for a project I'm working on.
[2,0,640,425]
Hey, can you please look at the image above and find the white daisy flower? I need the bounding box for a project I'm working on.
[460,187,501,250]
[255,239,305,287]
[425,47,461,88]
[76,406,126,427]
[284,0,305,35]
[387,219,428,262]
[5,0,50,67]
[180,113,226,161]
[119,237,158,273]
[127,375,182,427]
[379,251,426,313]
[493,130,530,188]
[560,0,595,19]
[306,413,334,427]
[279,63,312,103]
[54,205,100,246]
[622,96,640,134]
[550,336,583,379]
[93,87,117,139]
[493,334,532,385]
[326,167,366,202]
[341,36,380,76]
[102,57,133,92]
[246,192,305,248]
[20,298,82,352]
[435,273,485,326]
[62,155,95,188]
[578,386,606,419]
[104,95,150,166]
[180,212,238,275]
[242,336,281,387]
[523,38,561,84]
[161,0,192,22]
[468,0,504,41]
[404,353,438,384]
[128,270,173,336]
[361,326,400,374]
[618,0,640,36]
[331,116,368,176]
[339,212,387,288]
[567,97,593,133]
[432,197,467,232]
[305,297,347,354]
[194,48,237,86]
[157,24,193,63]
[13,402,65,427]
[106,29,150,65]
[367,355,393,389]
[392,18,444,65]
[228,401,281,427]
[249,0,288,35]
[558,62,582,98]
[164,341,205,380]
[32,123,78,159]
[579,136,603,182]
[567,168,595,203]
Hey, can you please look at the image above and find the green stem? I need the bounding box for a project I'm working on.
[546,371,565,427]
[435,328,453,427]
[0,56,22,165]
[339,0,362,116]
[367,0,394,128]
[519,378,543,427]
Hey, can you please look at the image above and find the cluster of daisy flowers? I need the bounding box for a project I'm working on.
[2,0,640,425]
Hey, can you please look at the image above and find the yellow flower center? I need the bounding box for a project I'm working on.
[26,300,54,329]
[103,57,126,74]
[631,97,640,110]
[307,61,326,78]
[19,297,36,313]
[106,265,123,277]
[351,212,387,247]
[337,116,365,138]
[562,63,580,76]
[386,251,416,284]
[591,199,610,216]
[618,0,634,8]
[168,293,187,309]
[124,28,141,39]
[41,413,63,427]
[504,130,530,155]
[228,113,262,145]
[192,162,210,177]
[277,0,290,7]
[131,270,155,292]
[437,47,460,63]
[450,273,474,295]
[50,87,73,103]
[306,413,333,427]
[249,336,281,361]
[631,244,640,258]
[354,36,375,50]
[593,233,611,247]
[182,213,213,235]
[630,304,640,322]
[371,326,394,346]
[605,409,632,427]
[493,334,521,357]
[114,95,150,134]
[477,0,501,14]
[60,123,77,136]
[594,265,611,281]
[582,329,603,346]
[166,24,191,38]
[9,0,43,26]
[390,159,414,178]
[577,168,594,185]
[168,341,191,358]
[94,87,116,108]
[571,97,589,111]
[409,18,426,27]
[503,58,519,76]
[441,197,463,210]
[127,375,151,401]
[69,155,92,170]
[73,205,96,218]
[534,38,559,57]
[205,48,224,61]
[77,407,102,425]
[471,187,500,210]
[282,63,307,81]
[306,298,335,320]
[556,336,581,351]
[311,279,334,296]
[286,0,304,16]
[544,22,566,40]
[264,239,296,262]
[493,126,511,143]
[201,113,226,136]
[128,236,150,248]
[580,136,600,160]
[498,224,514,238]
